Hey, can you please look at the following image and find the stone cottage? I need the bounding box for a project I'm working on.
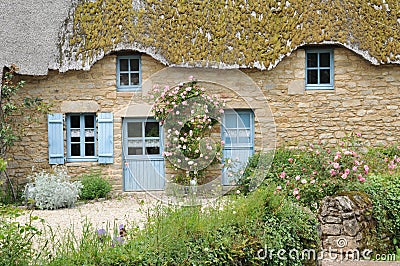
[1,0,399,193]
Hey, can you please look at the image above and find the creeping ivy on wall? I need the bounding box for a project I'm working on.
[0,65,50,201]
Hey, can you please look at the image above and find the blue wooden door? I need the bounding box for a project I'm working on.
[123,118,165,191]
[222,110,254,185]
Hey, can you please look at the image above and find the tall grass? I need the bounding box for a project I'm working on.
[43,187,318,265]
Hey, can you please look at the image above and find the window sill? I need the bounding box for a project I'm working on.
[117,87,142,92]
[66,157,98,163]
[305,86,334,93]
[305,85,334,91]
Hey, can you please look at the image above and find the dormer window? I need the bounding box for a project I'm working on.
[117,55,141,91]
[305,49,334,90]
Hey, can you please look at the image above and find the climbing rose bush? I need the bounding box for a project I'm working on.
[150,76,225,185]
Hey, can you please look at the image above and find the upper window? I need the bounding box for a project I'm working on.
[305,49,334,90]
[117,55,141,91]
[66,114,97,161]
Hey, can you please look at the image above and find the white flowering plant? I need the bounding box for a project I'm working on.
[150,76,225,185]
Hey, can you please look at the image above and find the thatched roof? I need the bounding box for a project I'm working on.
[1,0,399,76]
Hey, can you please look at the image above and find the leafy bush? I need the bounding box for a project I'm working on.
[236,152,274,195]
[0,204,41,266]
[260,134,378,210]
[361,174,400,254]
[79,172,112,200]
[24,167,82,210]
[45,186,319,265]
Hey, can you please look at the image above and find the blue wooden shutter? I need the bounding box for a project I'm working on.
[48,113,64,164]
[98,113,114,164]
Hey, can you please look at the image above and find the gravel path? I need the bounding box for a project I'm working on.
[14,194,161,250]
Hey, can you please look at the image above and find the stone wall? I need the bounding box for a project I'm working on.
[245,47,400,146]
[318,192,374,261]
[5,46,400,191]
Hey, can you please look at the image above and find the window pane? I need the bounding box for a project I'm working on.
[238,129,251,143]
[70,116,80,128]
[128,147,143,155]
[145,139,159,148]
[320,53,330,67]
[145,122,159,137]
[85,143,95,156]
[307,70,318,84]
[225,114,237,128]
[226,129,238,143]
[320,69,331,84]
[120,59,129,71]
[71,144,80,156]
[146,147,160,155]
[307,53,318,67]
[130,59,139,71]
[128,122,142,137]
[85,129,95,142]
[84,115,94,128]
[238,113,251,128]
[130,73,139,85]
[120,73,129,86]
[71,129,80,142]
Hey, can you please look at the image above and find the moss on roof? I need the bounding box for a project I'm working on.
[62,0,400,70]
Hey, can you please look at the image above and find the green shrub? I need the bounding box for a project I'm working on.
[24,167,82,210]
[0,205,41,266]
[262,135,378,211]
[79,172,112,200]
[361,174,400,254]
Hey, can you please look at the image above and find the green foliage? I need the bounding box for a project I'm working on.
[0,65,50,157]
[360,174,400,254]
[0,65,50,203]
[79,172,112,200]
[45,187,319,265]
[236,152,273,195]
[258,135,376,211]
[0,204,42,266]
[23,167,82,210]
